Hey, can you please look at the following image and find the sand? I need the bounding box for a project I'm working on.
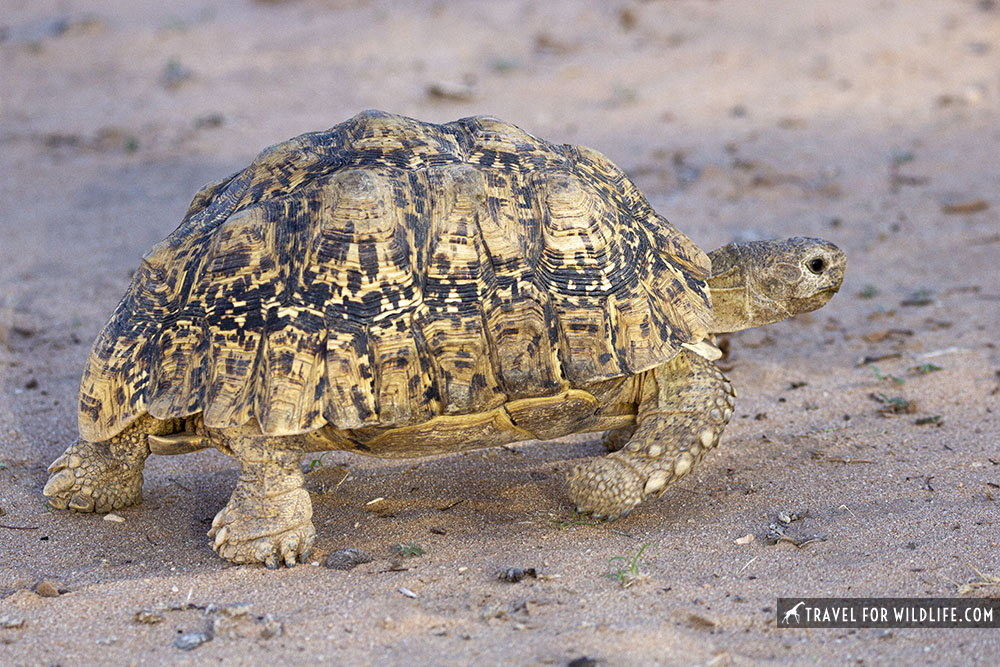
[1,0,998,664]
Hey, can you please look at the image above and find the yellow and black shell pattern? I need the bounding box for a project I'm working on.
[78,110,713,442]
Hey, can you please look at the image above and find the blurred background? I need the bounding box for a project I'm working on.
[1,2,998,663]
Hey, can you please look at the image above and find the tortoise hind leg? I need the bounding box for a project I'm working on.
[43,418,155,513]
[567,351,735,519]
[209,427,315,568]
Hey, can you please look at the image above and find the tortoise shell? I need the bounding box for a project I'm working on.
[78,110,712,442]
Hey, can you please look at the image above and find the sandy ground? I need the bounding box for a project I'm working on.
[2,0,999,664]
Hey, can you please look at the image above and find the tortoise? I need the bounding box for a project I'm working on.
[43,110,845,568]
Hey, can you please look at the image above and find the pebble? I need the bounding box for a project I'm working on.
[174,632,210,651]
[426,80,476,102]
[498,567,538,583]
[397,586,417,599]
[133,610,164,624]
[103,513,125,523]
[35,580,60,597]
[0,615,25,629]
[325,548,373,571]
[940,197,989,214]
[260,614,283,639]
[218,602,252,618]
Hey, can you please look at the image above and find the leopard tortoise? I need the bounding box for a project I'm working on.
[44,110,845,568]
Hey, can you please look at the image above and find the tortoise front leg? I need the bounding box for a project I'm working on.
[208,428,315,568]
[567,351,735,520]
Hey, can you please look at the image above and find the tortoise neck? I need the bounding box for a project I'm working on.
[706,266,753,333]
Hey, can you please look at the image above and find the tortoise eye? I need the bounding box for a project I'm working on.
[806,257,826,274]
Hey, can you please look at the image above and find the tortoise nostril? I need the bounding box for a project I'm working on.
[807,257,826,274]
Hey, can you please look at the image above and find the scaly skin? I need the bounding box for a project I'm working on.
[43,418,155,512]
[208,430,315,568]
[567,351,735,519]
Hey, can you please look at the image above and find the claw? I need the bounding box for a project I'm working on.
[252,539,275,562]
[278,536,297,568]
[68,492,94,512]
[284,547,299,568]
[46,496,68,510]
[213,525,230,549]
[43,469,76,496]
[47,455,68,473]
[211,511,227,531]
[264,553,279,570]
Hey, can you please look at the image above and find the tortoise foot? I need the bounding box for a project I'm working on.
[43,440,143,513]
[208,488,315,568]
[566,456,643,521]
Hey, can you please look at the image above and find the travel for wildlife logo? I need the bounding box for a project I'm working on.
[776,598,999,628]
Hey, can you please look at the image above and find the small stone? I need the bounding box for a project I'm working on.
[218,602,252,618]
[212,615,245,640]
[259,614,283,639]
[0,615,25,629]
[397,586,418,599]
[96,636,118,646]
[940,197,989,214]
[134,610,164,624]
[325,548,373,571]
[161,59,193,89]
[498,567,538,583]
[734,533,755,545]
[35,580,60,597]
[426,80,476,102]
[195,113,225,129]
[687,612,719,629]
[103,513,125,523]
[174,632,210,651]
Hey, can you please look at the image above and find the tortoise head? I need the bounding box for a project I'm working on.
[705,237,845,333]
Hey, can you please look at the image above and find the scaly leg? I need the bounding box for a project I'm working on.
[43,417,156,512]
[208,428,315,568]
[567,351,735,519]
